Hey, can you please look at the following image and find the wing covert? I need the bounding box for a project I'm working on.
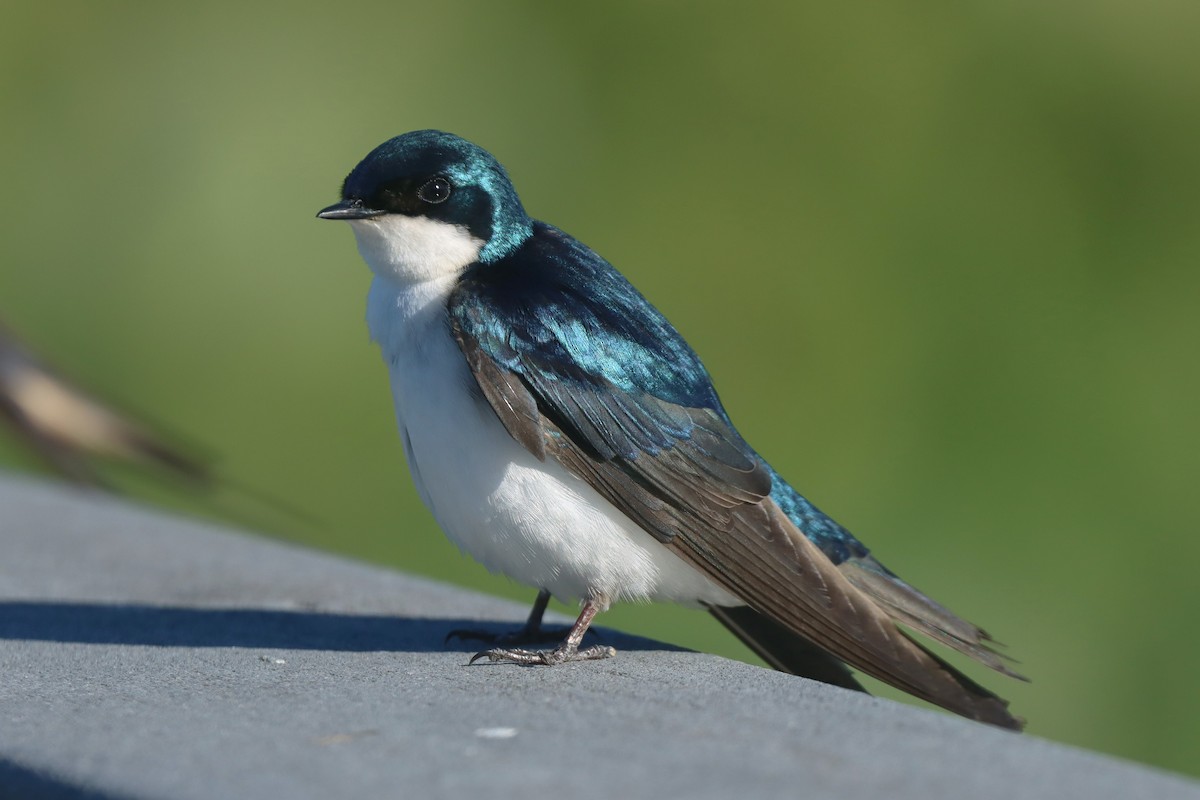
[449,222,772,542]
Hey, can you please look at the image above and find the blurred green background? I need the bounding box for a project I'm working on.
[2,0,1198,778]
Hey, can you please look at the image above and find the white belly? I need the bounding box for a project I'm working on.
[366,274,738,609]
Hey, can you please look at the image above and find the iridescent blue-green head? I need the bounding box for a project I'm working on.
[318,130,534,277]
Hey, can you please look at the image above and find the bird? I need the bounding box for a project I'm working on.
[0,322,316,534]
[317,130,1025,730]
[0,319,207,487]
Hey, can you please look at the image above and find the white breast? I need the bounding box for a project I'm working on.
[355,216,737,609]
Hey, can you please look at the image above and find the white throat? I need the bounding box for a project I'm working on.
[349,214,485,285]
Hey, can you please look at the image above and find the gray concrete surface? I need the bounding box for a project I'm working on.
[0,473,1196,800]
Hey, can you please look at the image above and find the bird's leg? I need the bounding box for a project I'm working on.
[468,598,616,666]
[446,589,582,645]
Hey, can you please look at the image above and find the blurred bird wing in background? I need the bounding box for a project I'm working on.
[0,319,208,487]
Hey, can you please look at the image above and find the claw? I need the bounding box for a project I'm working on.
[468,650,497,666]
[467,643,616,667]
[462,598,613,667]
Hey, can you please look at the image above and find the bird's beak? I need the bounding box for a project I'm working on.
[316,199,385,220]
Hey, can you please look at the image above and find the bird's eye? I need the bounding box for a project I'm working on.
[417,176,452,204]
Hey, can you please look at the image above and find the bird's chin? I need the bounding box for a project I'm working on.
[349,214,485,285]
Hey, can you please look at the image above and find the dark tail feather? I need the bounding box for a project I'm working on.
[709,605,865,693]
[839,555,1027,681]
[711,604,1023,730]
[902,630,1027,730]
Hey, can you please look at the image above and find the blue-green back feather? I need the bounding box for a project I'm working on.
[449,221,869,563]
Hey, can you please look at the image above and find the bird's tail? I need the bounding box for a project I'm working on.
[710,601,1023,730]
[709,605,865,692]
[837,554,1026,680]
[700,501,1025,730]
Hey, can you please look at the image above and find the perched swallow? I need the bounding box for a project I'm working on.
[318,130,1024,729]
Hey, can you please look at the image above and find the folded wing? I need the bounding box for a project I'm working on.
[449,223,1023,729]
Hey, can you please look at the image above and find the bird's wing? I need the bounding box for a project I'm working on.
[0,322,207,486]
[448,224,1021,729]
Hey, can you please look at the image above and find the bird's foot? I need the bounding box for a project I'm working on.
[468,642,617,666]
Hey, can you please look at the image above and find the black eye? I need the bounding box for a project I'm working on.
[417,176,452,204]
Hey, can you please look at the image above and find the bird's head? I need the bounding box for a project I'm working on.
[318,130,533,282]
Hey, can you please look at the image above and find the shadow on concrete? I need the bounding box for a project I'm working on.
[0,601,678,654]
[0,757,118,800]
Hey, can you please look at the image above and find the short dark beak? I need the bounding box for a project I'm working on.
[316,199,385,220]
